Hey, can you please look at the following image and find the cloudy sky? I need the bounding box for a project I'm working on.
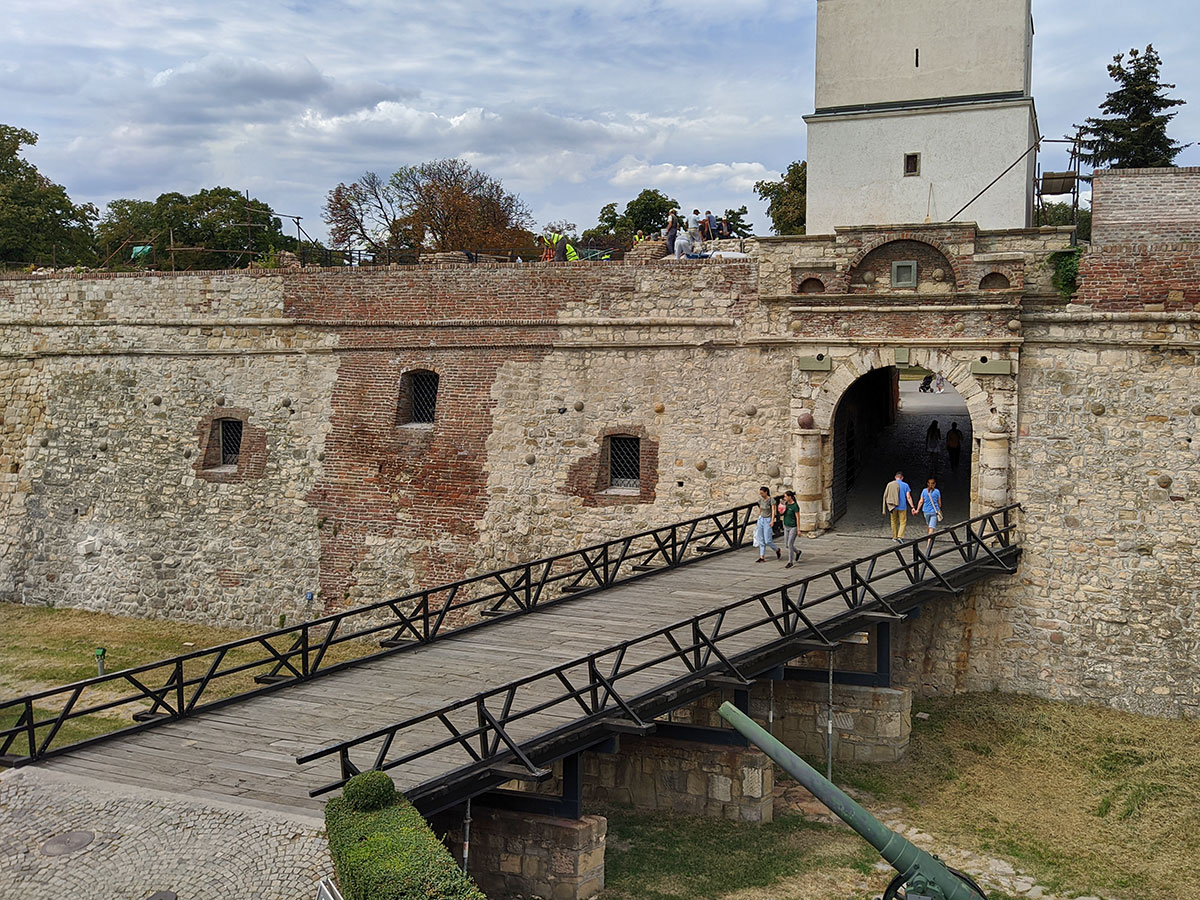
[3,0,1197,242]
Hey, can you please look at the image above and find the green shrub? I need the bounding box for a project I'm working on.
[342,769,397,812]
[1049,247,1083,300]
[324,779,485,900]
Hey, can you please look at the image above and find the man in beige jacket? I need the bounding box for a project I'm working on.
[882,471,917,542]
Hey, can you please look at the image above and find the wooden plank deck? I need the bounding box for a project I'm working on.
[39,532,905,815]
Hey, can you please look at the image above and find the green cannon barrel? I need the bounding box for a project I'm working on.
[717,701,986,900]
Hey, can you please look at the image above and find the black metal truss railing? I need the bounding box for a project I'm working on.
[297,505,1020,800]
[0,502,759,764]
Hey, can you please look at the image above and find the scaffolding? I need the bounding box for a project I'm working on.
[1035,129,1085,242]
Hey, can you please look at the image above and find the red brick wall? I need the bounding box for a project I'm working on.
[284,263,755,607]
[1091,167,1200,245]
[1077,243,1200,309]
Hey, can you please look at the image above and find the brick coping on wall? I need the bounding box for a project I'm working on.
[1093,166,1200,176]
[757,225,1074,243]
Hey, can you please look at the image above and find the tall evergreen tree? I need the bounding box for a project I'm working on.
[1077,45,1190,169]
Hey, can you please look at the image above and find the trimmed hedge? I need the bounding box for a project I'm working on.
[325,772,486,900]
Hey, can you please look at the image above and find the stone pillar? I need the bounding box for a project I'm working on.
[793,427,824,531]
[977,418,1011,511]
[442,808,606,900]
[755,681,912,764]
[582,736,774,823]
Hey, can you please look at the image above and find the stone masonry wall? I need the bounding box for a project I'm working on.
[3,200,1199,721]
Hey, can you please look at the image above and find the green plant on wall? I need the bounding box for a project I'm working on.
[1049,247,1083,300]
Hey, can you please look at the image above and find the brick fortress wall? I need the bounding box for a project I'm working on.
[2,184,1198,717]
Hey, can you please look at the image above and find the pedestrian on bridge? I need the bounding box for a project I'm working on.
[918,477,943,534]
[882,471,917,542]
[782,490,802,567]
[754,486,781,563]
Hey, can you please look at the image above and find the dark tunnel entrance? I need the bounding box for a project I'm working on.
[830,367,973,533]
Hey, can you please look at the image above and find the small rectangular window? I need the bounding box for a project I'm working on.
[219,419,243,466]
[891,261,918,288]
[903,153,921,176]
[608,436,641,489]
[915,48,919,68]
[410,371,439,423]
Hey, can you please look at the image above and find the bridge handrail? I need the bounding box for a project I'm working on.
[296,504,1021,798]
[0,502,759,763]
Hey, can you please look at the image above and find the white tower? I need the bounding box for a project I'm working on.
[804,0,1038,233]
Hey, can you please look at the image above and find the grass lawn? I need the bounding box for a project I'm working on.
[836,693,1200,900]
[599,808,877,900]
[0,602,370,754]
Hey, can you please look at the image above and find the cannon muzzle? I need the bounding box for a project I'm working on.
[717,701,987,900]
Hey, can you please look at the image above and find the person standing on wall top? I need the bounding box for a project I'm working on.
[635,230,646,243]
[918,477,943,534]
[665,210,679,256]
[946,422,963,472]
[705,210,718,240]
[882,471,917,542]
[753,486,781,563]
[781,490,801,568]
[686,208,702,249]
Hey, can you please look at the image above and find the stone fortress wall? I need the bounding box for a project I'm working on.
[1,168,1197,717]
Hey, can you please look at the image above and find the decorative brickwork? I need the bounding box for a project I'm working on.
[563,425,659,506]
[193,408,267,484]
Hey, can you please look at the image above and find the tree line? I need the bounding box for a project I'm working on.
[0,45,1187,268]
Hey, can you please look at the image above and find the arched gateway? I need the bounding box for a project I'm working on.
[789,347,1014,532]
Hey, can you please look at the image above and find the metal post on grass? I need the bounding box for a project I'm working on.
[462,797,472,873]
[826,649,834,781]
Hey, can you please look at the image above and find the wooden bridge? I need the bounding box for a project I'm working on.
[1,504,1019,818]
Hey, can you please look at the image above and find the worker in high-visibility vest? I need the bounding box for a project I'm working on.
[634,230,646,242]
[542,232,579,261]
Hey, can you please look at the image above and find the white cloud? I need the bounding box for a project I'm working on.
[2,0,1197,240]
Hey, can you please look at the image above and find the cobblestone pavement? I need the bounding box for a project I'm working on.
[0,767,331,900]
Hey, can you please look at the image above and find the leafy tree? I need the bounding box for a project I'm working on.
[754,160,807,235]
[721,206,754,238]
[1077,45,1190,169]
[622,189,679,235]
[581,189,679,247]
[97,187,293,270]
[1039,201,1092,242]
[325,159,534,253]
[0,124,97,266]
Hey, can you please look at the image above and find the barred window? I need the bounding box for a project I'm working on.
[204,418,243,468]
[608,436,641,490]
[397,370,439,425]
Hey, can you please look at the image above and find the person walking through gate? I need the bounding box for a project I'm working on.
[946,422,963,472]
[753,485,780,563]
[925,419,942,471]
[917,477,943,534]
[781,490,801,568]
[882,471,917,542]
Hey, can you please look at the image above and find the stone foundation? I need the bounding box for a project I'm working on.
[443,807,606,900]
[582,736,774,822]
[757,682,912,764]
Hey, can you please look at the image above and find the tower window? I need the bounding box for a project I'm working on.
[915,48,920,68]
[608,436,641,490]
[891,261,918,288]
[204,418,243,468]
[397,370,439,425]
[904,153,921,176]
